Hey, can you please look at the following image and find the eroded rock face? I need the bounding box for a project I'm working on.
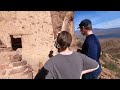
[51,11,77,46]
[51,11,66,39]
[0,40,7,48]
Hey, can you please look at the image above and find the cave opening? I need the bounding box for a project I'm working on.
[10,35,22,50]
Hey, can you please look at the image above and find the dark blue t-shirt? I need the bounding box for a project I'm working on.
[81,34,102,79]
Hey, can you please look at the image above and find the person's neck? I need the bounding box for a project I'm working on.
[59,48,73,55]
[86,30,93,36]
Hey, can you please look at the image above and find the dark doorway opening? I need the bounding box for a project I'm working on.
[10,35,22,50]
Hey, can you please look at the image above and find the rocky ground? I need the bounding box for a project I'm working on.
[99,52,120,79]
[100,38,120,59]
[0,47,33,79]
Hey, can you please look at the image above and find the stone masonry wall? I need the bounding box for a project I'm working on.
[0,11,76,78]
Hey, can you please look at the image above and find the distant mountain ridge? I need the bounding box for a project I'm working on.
[93,27,120,35]
[75,27,120,40]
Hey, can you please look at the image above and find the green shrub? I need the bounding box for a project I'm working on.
[102,62,120,72]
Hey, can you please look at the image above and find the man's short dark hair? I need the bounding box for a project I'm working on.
[78,19,92,30]
[57,31,72,50]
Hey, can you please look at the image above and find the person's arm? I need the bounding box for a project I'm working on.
[34,61,54,79]
[81,41,86,54]
[44,63,54,79]
[81,64,99,75]
[80,65,99,79]
[34,67,49,79]
[80,54,99,77]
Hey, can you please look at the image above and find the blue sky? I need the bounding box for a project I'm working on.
[74,11,120,31]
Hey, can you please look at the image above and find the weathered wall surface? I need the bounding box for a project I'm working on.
[0,11,56,77]
[0,11,76,78]
[18,11,56,76]
[51,11,66,39]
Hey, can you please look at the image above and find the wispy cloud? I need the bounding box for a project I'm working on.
[93,18,120,29]
[74,11,120,30]
[91,17,101,25]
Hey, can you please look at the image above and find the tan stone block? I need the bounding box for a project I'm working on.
[9,54,22,62]
[9,65,27,75]
[0,70,6,76]
[0,64,12,70]
[11,60,27,67]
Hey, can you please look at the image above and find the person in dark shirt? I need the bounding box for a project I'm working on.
[77,19,102,79]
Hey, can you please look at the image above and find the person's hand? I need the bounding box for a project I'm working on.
[48,50,53,58]
[77,48,82,53]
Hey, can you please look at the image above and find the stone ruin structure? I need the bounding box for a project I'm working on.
[0,11,76,79]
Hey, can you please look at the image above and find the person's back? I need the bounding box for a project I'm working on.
[43,52,98,79]
[81,34,101,62]
[81,34,102,79]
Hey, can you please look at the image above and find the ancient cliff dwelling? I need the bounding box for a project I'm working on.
[0,11,120,79]
[0,11,77,79]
